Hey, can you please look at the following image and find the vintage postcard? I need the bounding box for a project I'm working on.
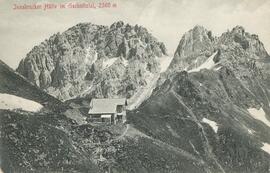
[0,0,270,172]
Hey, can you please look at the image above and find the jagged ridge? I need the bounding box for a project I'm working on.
[17,21,168,101]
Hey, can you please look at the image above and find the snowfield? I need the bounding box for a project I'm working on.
[102,58,118,69]
[202,118,218,133]
[0,93,43,112]
[189,51,218,72]
[247,107,270,127]
[261,142,270,155]
[156,56,173,73]
[127,55,173,110]
[127,73,160,110]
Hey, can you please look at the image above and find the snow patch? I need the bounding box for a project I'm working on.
[85,48,97,65]
[247,107,270,127]
[127,73,159,110]
[102,58,118,69]
[202,118,218,133]
[156,56,173,73]
[199,34,203,42]
[214,66,222,71]
[93,52,98,64]
[78,85,93,98]
[119,124,149,140]
[189,51,218,72]
[261,142,270,155]
[122,58,128,67]
[247,129,254,134]
[0,93,43,112]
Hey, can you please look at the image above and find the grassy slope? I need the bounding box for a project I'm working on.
[0,110,102,173]
[127,70,270,173]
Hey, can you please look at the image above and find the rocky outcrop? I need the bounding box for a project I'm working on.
[169,25,215,71]
[17,21,167,100]
[168,25,269,74]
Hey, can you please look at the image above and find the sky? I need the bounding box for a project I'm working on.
[0,0,270,69]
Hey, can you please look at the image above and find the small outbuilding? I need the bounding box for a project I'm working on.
[88,98,127,124]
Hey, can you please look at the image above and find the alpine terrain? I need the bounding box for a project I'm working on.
[1,22,270,173]
[16,21,169,106]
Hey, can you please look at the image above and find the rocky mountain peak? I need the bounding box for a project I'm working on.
[168,25,215,72]
[166,25,269,75]
[192,25,212,36]
[231,25,245,35]
[175,25,214,56]
[110,20,125,29]
[217,25,269,60]
[16,22,168,101]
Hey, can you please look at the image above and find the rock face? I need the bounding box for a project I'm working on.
[17,21,167,101]
[168,25,269,73]
[170,25,215,71]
